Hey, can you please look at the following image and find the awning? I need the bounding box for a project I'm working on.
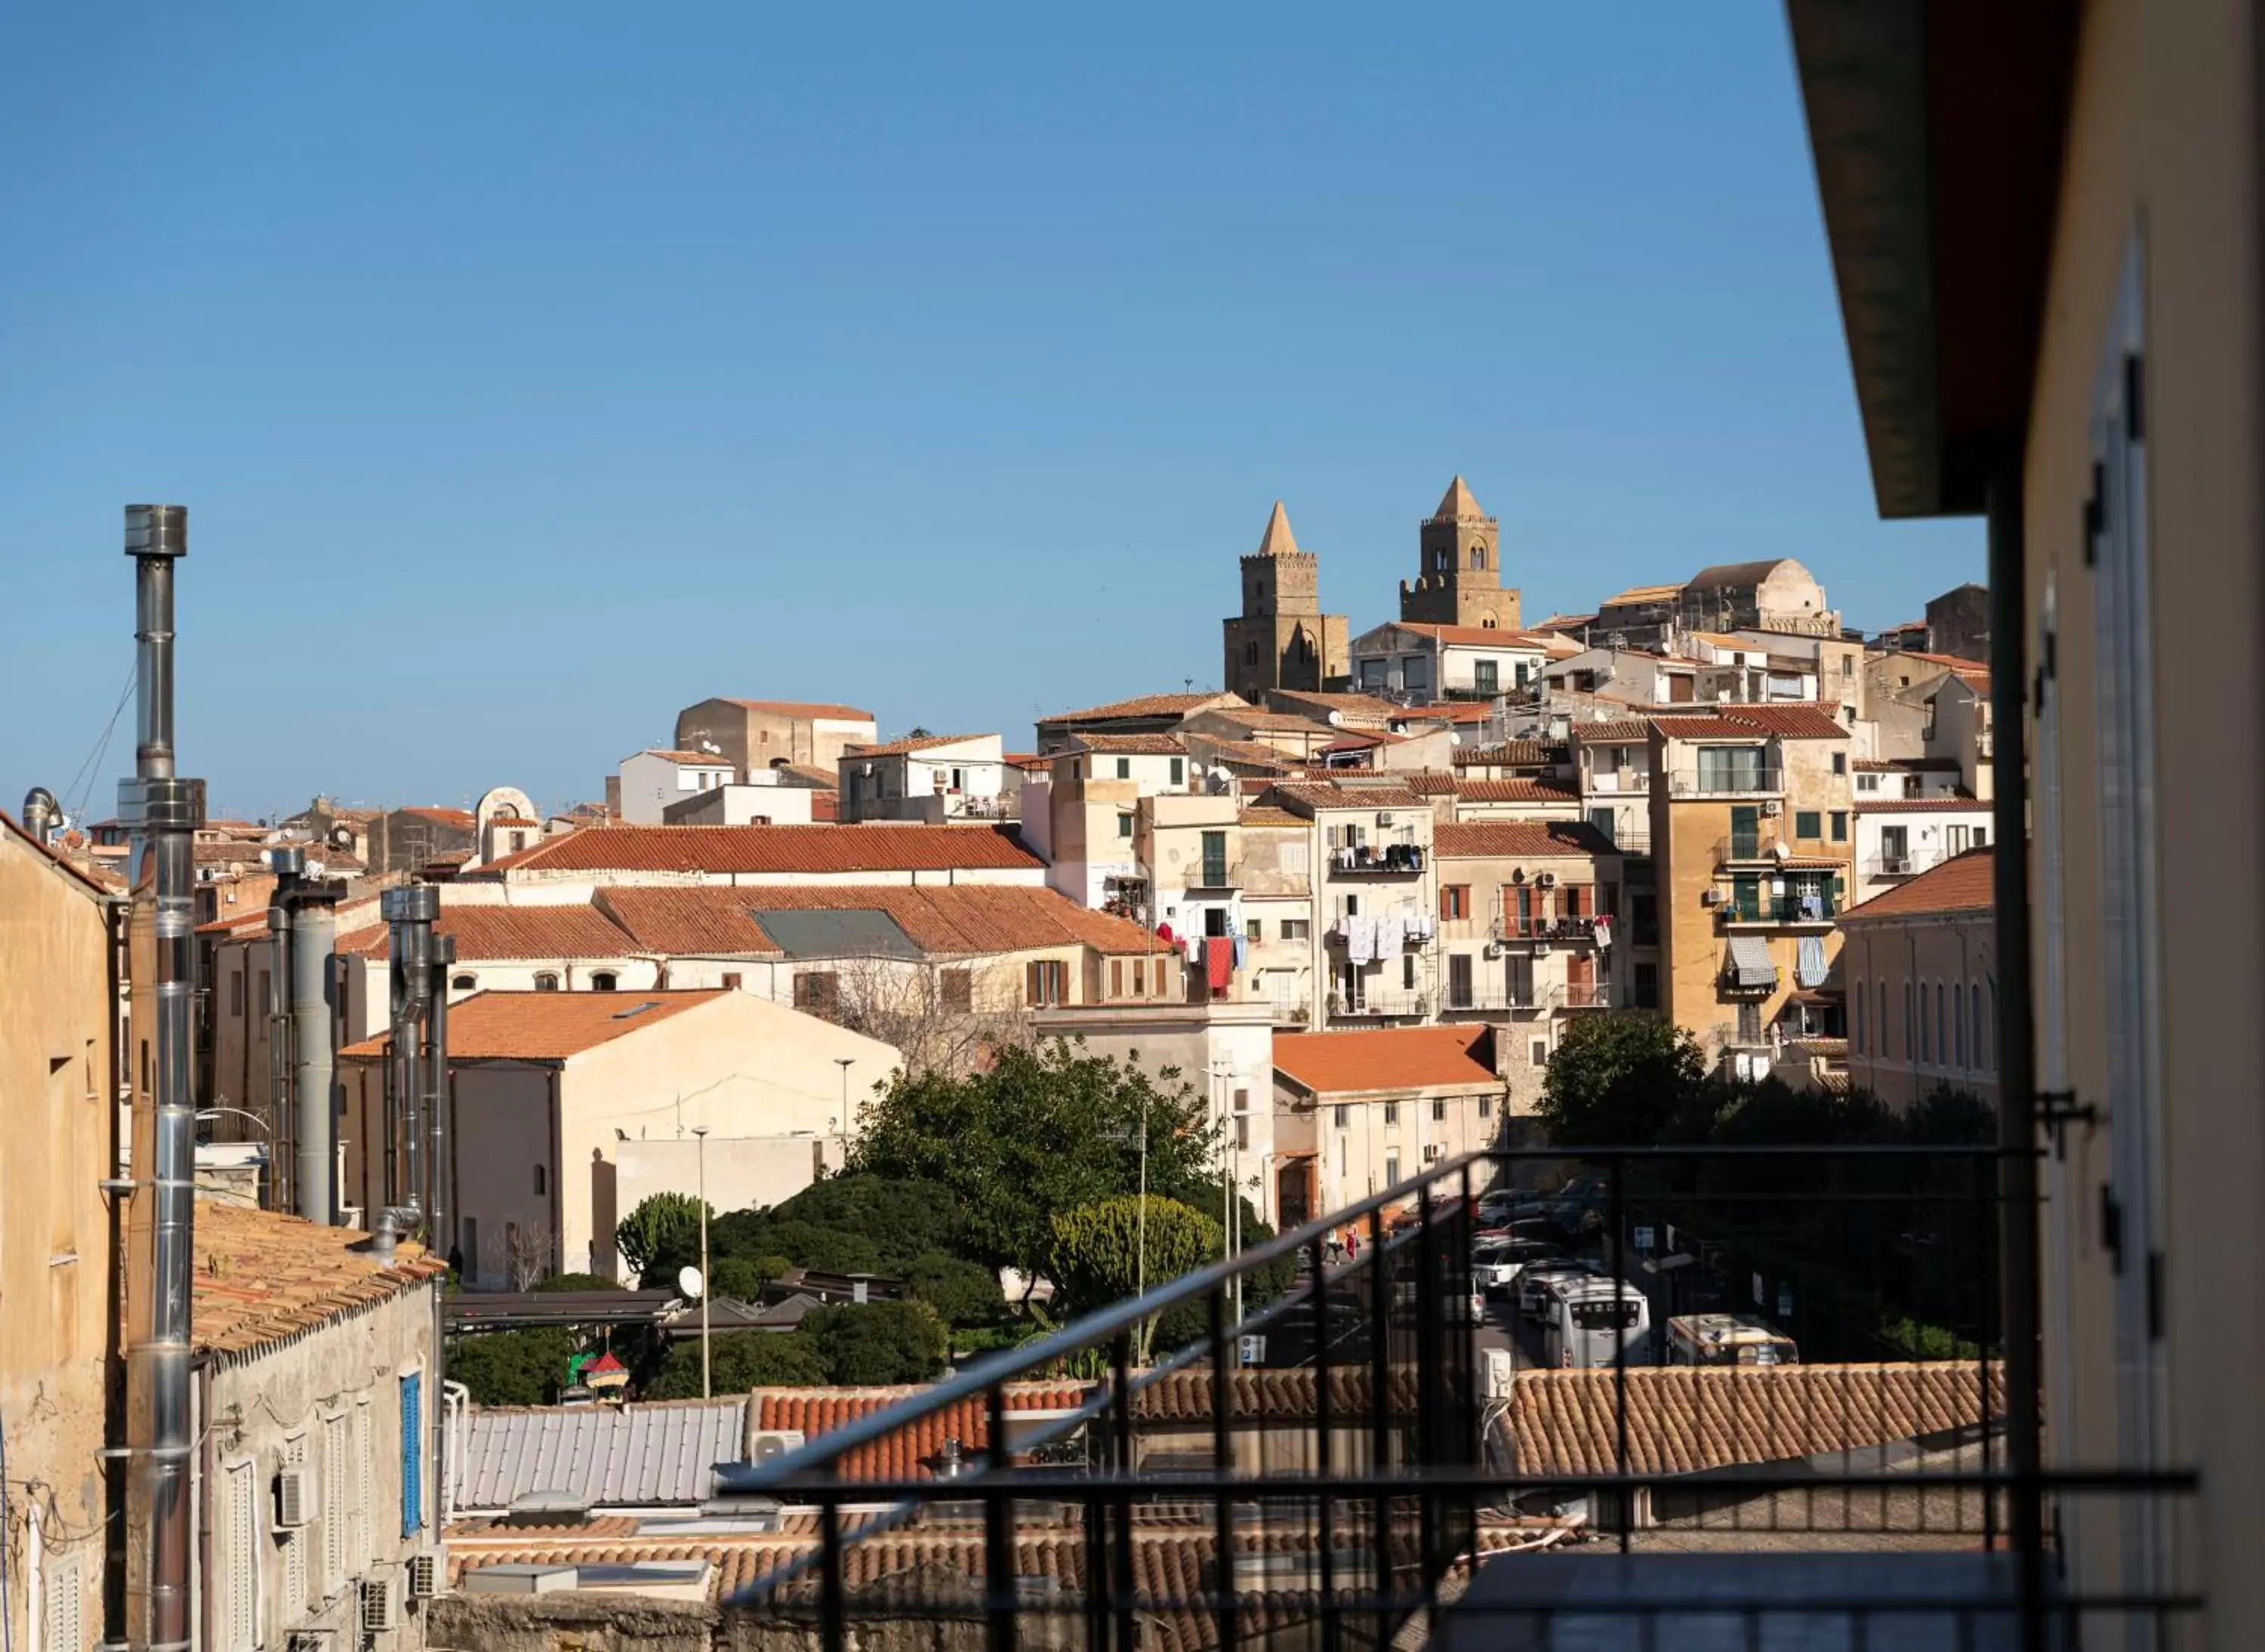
[1726,935,1778,990]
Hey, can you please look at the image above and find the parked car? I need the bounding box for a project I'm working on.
[1472,1237,1562,1296]
[1475,1216,1556,1247]
[1518,1256,1598,1320]
[1544,1176,1612,1236]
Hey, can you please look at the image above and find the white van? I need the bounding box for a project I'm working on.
[1545,1277,1652,1370]
[1665,1312,1798,1367]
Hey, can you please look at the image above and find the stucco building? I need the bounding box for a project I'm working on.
[837,732,1009,824]
[1397,476,1522,630]
[1836,849,1996,1109]
[672,698,877,776]
[1675,557,1840,638]
[617,749,738,824]
[1220,503,1349,705]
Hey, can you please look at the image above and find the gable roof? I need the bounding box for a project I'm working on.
[1454,778,1580,804]
[341,990,725,1061]
[717,699,875,720]
[396,806,476,828]
[1449,740,1566,768]
[750,1383,1090,1483]
[636,749,720,764]
[482,823,1043,877]
[1434,821,1619,859]
[1041,692,1232,725]
[337,904,637,962]
[1273,1025,1500,1096]
[1391,622,1550,649]
[1567,719,1654,744]
[193,1202,445,1360]
[1688,558,1808,588]
[1853,796,1987,813]
[1652,704,1848,741]
[1063,732,1188,756]
[1600,582,1684,607]
[1265,781,1430,813]
[1266,689,1404,719]
[843,733,994,760]
[596,883,1165,959]
[1840,846,1994,922]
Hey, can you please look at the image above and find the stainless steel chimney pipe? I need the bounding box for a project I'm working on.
[264,846,300,1212]
[285,866,341,1225]
[380,885,438,1216]
[21,785,58,843]
[120,504,202,1652]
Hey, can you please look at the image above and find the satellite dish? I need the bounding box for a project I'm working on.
[678,1265,704,1301]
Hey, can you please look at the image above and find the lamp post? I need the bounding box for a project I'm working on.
[1210,1058,1243,1340]
[692,1125,710,1400]
[834,1057,855,1167]
[1103,1109,1151,1361]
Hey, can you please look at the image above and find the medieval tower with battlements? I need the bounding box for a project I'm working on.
[1399,476,1522,630]
[1222,501,1350,703]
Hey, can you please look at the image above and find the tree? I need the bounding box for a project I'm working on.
[532,1271,621,1294]
[709,1256,772,1302]
[505,1221,556,1291]
[646,1330,829,1398]
[449,1328,578,1406]
[710,1175,967,1279]
[855,1039,1218,1287]
[1048,1195,1221,1321]
[800,1301,950,1385]
[616,1192,710,1280]
[824,958,1034,1077]
[903,1251,1006,1327]
[1538,1014,1710,1147]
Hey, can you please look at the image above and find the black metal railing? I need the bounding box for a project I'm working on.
[708,1145,2199,1652]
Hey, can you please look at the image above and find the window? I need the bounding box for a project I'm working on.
[1169,757,1184,786]
[321,1411,349,1588]
[590,971,618,991]
[1474,659,1499,694]
[1131,960,1145,996]
[1905,982,1917,1061]
[721,971,742,990]
[941,968,972,1012]
[1469,545,1484,569]
[533,1164,546,1197]
[534,972,559,991]
[1115,757,1131,779]
[1447,951,1473,1008]
[353,1398,373,1569]
[228,969,243,1017]
[1403,954,1416,991]
[1841,655,1854,677]
[1280,919,1308,941]
[1246,918,1262,943]
[1857,773,1879,793]
[43,1555,85,1652]
[451,972,476,991]
[510,830,528,852]
[1384,1154,1401,1185]
[217,1459,257,1652]
[1831,752,1847,775]
[1953,983,1966,1069]
[1478,1096,1493,1120]
[1423,1143,1444,1163]
[400,1372,424,1537]
[1333,1105,1348,1129]
[1695,745,1769,791]
[1244,641,1258,664]
[1795,810,1822,840]
[1111,959,1123,996]
[1530,1040,1549,1068]
[1431,1099,1447,1122]
[794,971,840,1014]
[279,1432,308,1610]
[1441,885,1468,922]
[1633,961,1658,1009]
[1024,960,1068,1006]
[1829,810,1848,843]
[1853,978,1866,1054]
[1116,814,1132,839]
[1880,980,1891,1057]
[1935,982,1947,1070]
[255,969,270,1016]
[1382,1102,1399,1126]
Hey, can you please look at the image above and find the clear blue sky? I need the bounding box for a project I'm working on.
[0,5,1980,822]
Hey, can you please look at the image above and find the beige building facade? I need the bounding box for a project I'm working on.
[1836,851,1997,1109]
[673,697,877,775]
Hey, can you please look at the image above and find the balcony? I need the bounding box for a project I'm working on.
[1582,769,1653,794]
[1712,831,1811,865]
[1440,988,1545,1015]
[1549,980,1613,1010]
[1180,858,1241,891]
[1493,914,1602,945]
[1328,843,1428,875]
[1327,914,1438,947]
[1667,765,1783,797]
[1866,852,1919,878]
[1328,990,1430,1019]
[711,1144,2198,1652]
[1717,889,1838,926]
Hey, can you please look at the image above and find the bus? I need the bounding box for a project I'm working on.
[1664,1312,1799,1367]
[1545,1276,1652,1369]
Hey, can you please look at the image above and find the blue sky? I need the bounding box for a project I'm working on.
[0,5,1980,821]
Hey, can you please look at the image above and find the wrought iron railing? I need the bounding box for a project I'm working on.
[707,1145,2199,1652]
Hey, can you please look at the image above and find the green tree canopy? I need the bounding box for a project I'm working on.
[1048,1195,1221,1321]
[532,1271,623,1294]
[800,1301,950,1385]
[1538,1014,1711,1147]
[448,1328,578,1406]
[616,1192,710,1281]
[854,1040,1217,1283]
[646,1329,830,1398]
[902,1251,1006,1327]
[708,1175,965,1279]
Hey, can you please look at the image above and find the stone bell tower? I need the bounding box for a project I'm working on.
[1399,475,1521,630]
[1222,501,1349,703]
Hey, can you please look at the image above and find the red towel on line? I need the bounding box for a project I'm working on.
[1205,937,1234,991]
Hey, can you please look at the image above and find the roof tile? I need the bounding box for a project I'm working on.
[1840,847,1994,921]
[1434,821,1618,858]
[482,824,1043,877]
[193,1203,445,1358]
[1273,1026,1499,1095]
[341,990,725,1060]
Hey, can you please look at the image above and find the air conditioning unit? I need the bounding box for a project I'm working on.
[749,1429,807,1464]
[407,1553,441,1601]
[1536,872,1558,887]
[1483,943,1502,960]
[1761,800,1782,817]
[1483,1346,1515,1401]
[1378,812,1395,826]
[273,1469,312,1530]
[1700,889,1720,907]
[1533,942,1552,957]
[360,1576,402,1635]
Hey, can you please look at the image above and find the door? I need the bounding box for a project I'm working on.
[1881,824,1909,871]
[1506,953,1534,1008]
[1564,953,1595,1008]
[1730,805,1761,859]
[1447,952,1474,1009]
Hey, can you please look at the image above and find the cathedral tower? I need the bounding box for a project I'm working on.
[1399,475,1521,629]
[1222,501,1349,703]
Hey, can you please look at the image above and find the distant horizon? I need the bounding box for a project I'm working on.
[1,5,1981,816]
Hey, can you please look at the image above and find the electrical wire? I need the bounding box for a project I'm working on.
[58,663,138,830]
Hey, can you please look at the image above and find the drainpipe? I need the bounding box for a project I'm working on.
[121,503,204,1652]
[426,932,455,1533]
[195,1361,214,1652]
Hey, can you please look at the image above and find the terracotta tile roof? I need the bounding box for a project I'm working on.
[1853,796,1986,813]
[597,883,1164,958]
[1567,719,1655,744]
[485,815,542,828]
[1652,704,1848,740]
[1065,732,1188,756]
[340,989,725,1060]
[1196,708,1332,733]
[1128,1365,1419,1422]
[1841,847,1994,922]
[1504,1363,2003,1478]
[1533,612,1597,630]
[1854,757,1962,772]
[1403,772,1459,796]
[336,903,637,962]
[1265,782,1430,812]
[1,809,118,901]
[1234,806,1306,828]
[192,1201,445,1358]
[1320,731,1391,751]
[1266,689,1404,719]
[1601,582,1684,606]
[752,1382,1089,1482]
[1454,778,1580,804]
[1404,701,1496,725]
[720,699,876,720]
[1042,692,1227,723]
[1881,650,1981,673]
[843,733,993,759]
[1434,821,1618,858]
[1450,740,1566,767]
[398,806,476,828]
[1391,622,1554,649]
[482,823,1043,877]
[1184,736,1295,771]
[639,749,719,764]
[1272,1026,1500,1095]
[772,763,840,789]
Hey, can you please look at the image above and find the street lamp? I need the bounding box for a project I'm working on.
[1103,1108,1151,1360]
[692,1126,710,1400]
[834,1058,855,1164]
[1210,1059,1243,1337]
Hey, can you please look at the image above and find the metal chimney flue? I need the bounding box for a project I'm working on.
[120,504,202,1652]
[267,844,344,1225]
[21,785,59,843]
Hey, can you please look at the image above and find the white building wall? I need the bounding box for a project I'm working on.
[618,752,735,824]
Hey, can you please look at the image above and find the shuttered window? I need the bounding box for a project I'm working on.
[321,1412,349,1591]
[42,1555,84,1652]
[280,1435,307,1610]
[399,1373,423,1536]
[218,1458,258,1650]
[353,1399,373,1570]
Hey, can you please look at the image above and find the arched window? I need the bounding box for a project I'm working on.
[451,973,476,992]
[1934,982,1947,1068]
[1470,545,1484,569]
[1434,549,1449,572]
[1251,583,1262,606]
[1953,983,1966,1068]
[534,972,559,992]
[1852,977,1865,1054]
[1482,617,1496,628]
[590,971,618,992]
[1244,640,1259,665]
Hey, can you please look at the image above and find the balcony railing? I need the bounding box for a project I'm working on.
[1327,991,1430,1018]
[1493,914,1601,944]
[1549,980,1613,1010]
[1328,844,1428,874]
[1717,889,1838,925]
[1868,852,1919,878]
[1328,914,1437,946]
[1667,766,1783,797]
[1582,769,1653,794]
[1440,989,1545,1014]
[1181,858,1241,890]
[707,1145,2198,1652]
[1712,831,1812,865]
